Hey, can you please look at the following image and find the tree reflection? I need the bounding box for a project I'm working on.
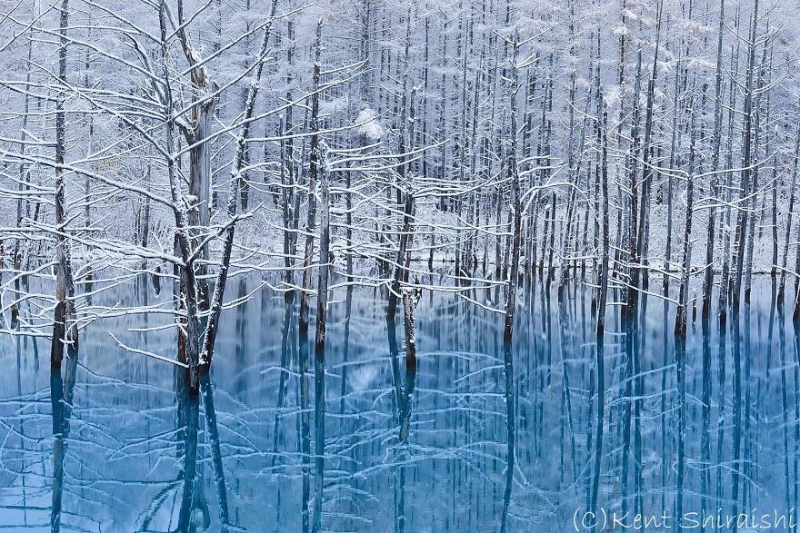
[50,343,77,533]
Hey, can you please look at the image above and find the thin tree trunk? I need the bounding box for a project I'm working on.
[778,117,800,302]
[503,35,521,342]
[733,0,759,309]
[702,0,726,317]
[311,23,327,533]
[589,101,609,528]
[198,0,279,376]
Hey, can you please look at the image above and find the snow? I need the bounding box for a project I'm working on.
[354,108,384,141]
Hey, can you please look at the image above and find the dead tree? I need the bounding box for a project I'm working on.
[702,0,726,317]
[299,21,324,336]
[198,0,280,376]
[399,289,418,442]
[503,34,522,342]
[175,0,219,309]
[51,0,78,370]
[589,98,610,524]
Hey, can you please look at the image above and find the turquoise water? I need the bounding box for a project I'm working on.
[0,275,796,532]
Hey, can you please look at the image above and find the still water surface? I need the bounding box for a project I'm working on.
[0,275,796,531]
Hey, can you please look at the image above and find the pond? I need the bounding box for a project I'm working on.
[0,275,797,532]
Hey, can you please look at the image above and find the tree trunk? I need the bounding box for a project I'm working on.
[52,0,78,370]
[503,35,521,342]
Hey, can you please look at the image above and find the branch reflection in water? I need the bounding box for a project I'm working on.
[0,275,797,532]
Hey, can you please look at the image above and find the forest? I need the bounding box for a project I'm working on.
[1,0,799,531]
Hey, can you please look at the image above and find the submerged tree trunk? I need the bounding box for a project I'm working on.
[779,118,800,303]
[52,0,78,370]
[702,0,726,317]
[503,36,522,342]
[634,1,662,299]
[675,109,697,338]
[732,0,759,309]
[674,105,697,528]
[175,0,219,310]
[589,102,610,527]
[310,22,326,533]
[399,290,417,442]
[299,20,323,335]
[388,192,414,321]
[159,2,203,393]
[198,0,279,378]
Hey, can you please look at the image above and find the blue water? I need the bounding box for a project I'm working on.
[0,275,796,531]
